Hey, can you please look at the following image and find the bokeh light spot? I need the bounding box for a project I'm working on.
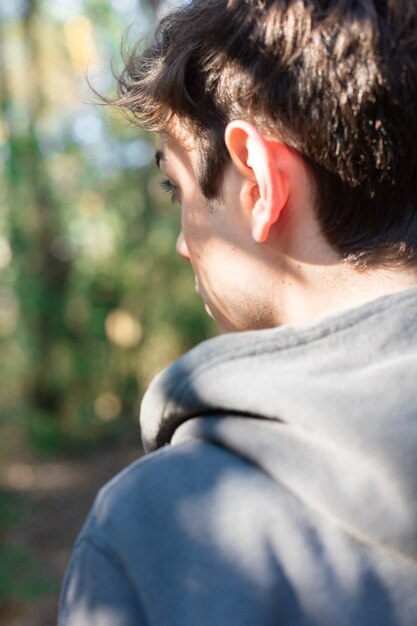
[94,392,122,422]
[105,309,142,349]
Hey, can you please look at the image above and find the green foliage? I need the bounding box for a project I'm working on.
[0,489,24,532]
[0,489,56,610]
[0,0,203,618]
[0,545,56,608]
[0,0,212,455]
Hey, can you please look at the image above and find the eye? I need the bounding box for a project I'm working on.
[160,179,179,203]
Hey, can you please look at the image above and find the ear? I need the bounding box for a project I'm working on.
[225,120,289,243]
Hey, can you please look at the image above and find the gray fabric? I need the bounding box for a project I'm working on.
[59,287,417,625]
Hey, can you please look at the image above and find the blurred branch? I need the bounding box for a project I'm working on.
[0,0,211,456]
[0,36,8,116]
[143,0,161,12]
[20,0,71,415]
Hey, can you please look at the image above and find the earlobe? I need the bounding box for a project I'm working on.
[225,120,289,243]
[251,202,271,243]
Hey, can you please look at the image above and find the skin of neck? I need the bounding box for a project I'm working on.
[262,182,417,326]
[222,120,417,328]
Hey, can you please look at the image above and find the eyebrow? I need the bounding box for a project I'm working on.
[155,149,164,169]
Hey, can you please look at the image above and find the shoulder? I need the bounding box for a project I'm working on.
[79,438,252,551]
[95,438,234,506]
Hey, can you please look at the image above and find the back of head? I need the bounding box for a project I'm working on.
[116,0,417,267]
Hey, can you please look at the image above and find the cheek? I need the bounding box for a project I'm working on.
[181,201,211,250]
[181,195,240,271]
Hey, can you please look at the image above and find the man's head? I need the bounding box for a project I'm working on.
[111,0,417,331]
[116,0,417,268]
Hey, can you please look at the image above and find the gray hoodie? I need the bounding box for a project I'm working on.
[59,287,417,626]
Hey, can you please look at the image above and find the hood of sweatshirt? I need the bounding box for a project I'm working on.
[140,287,417,566]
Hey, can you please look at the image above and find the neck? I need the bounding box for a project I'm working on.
[275,261,417,326]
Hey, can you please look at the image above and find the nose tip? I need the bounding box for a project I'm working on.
[176,231,190,260]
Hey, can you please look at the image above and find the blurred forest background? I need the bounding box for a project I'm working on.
[0,0,213,623]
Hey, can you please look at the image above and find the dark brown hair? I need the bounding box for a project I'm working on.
[114,0,417,266]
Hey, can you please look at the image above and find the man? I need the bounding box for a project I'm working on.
[59,1,417,624]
